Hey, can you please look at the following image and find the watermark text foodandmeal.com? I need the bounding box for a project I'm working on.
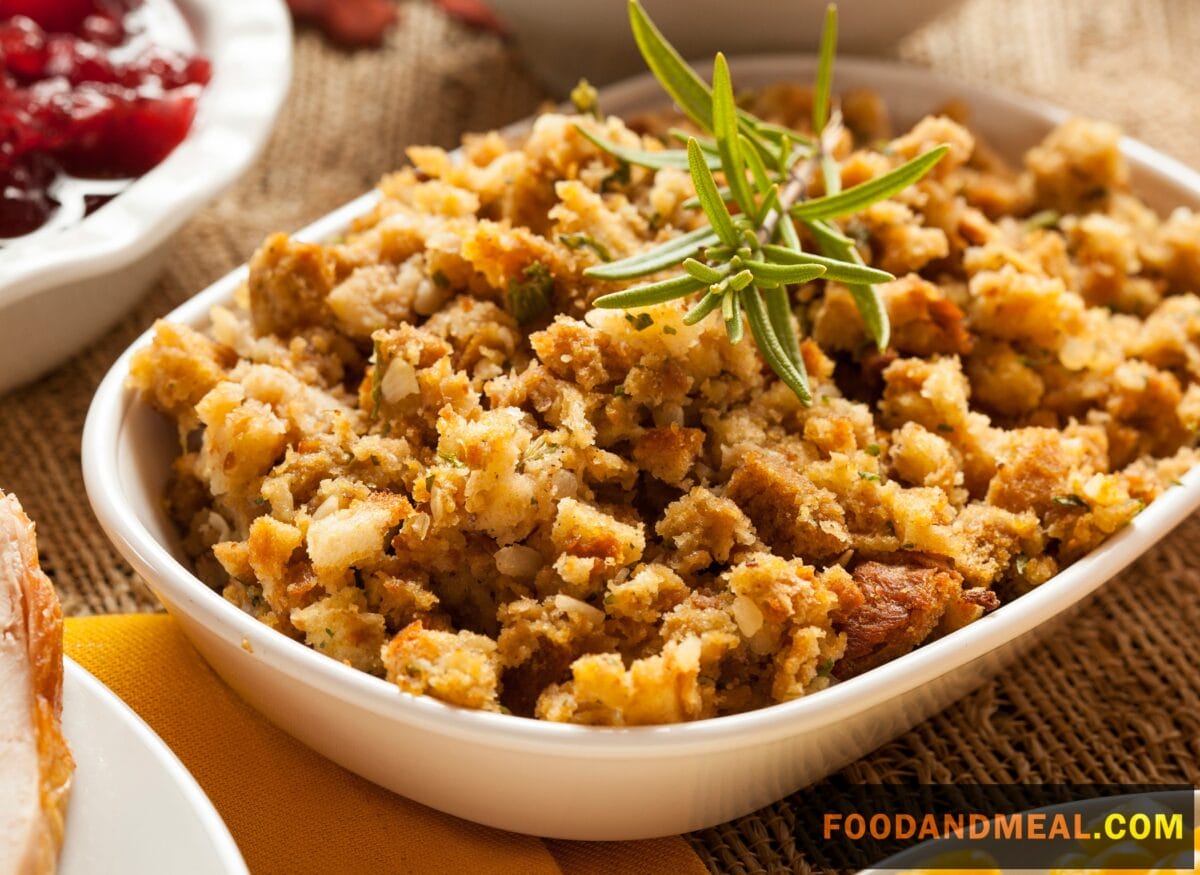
[822,810,1186,843]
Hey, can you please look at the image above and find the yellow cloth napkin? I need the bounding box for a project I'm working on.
[65,614,708,875]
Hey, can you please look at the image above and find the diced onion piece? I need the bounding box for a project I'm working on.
[380,359,418,403]
[554,593,604,623]
[495,545,543,578]
[732,595,764,638]
[207,510,231,541]
[312,494,340,521]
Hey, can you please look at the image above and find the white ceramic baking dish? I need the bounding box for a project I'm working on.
[0,0,292,395]
[82,57,1200,840]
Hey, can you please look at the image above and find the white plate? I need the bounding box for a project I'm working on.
[58,658,247,875]
[0,0,292,394]
[82,57,1200,840]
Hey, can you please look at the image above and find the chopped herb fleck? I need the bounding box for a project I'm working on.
[1170,478,1184,487]
[370,339,385,418]
[559,232,613,262]
[865,443,881,456]
[1052,493,1090,510]
[936,423,954,433]
[601,160,631,192]
[625,312,654,331]
[1024,209,1061,231]
[505,261,554,325]
[254,496,267,505]
[405,664,421,678]
[816,658,835,678]
[569,78,600,117]
[432,269,450,288]
[858,471,880,482]
[662,324,678,335]
[325,628,334,638]
[901,541,915,549]
[438,450,465,467]
[613,385,627,396]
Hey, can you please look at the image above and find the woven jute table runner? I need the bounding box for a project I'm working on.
[2,1,1197,871]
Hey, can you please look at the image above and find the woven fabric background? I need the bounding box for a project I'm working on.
[1,0,1198,871]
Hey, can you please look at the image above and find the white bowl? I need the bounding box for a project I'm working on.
[82,57,1200,840]
[0,0,292,395]
[486,0,961,92]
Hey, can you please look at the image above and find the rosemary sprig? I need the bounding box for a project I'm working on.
[583,0,948,402]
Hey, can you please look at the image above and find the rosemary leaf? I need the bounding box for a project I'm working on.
[575,125,720,171]
[669,128,718,153]
[819,152,841,199]
[789,145,950,221]
[627,1,783,166]
[585,226,717,280]
[743,260,827,286]
[683,289,723,325]
[688,138,740,247]
[804,216,854,248]
[683,257,728,284]
[812,3,838,135]
[628,0,717,129]
[741,133,773,195]
[712,53,755,215]
[764,285,803,367]
[804,225,891,349]
[760,245,893,284]
[723,287,744,343]
[845,281,890,349]
[593,273,707,309]
[743,285,813,403]
[681,186,733,211]
[754,185,782,226]
[751,119,814,150]
[728,268,754,292]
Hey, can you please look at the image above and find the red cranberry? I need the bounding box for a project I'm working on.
[0,17,47,79]
[0,153,59,238]
[79,12,124,44]
[0,0,98,34]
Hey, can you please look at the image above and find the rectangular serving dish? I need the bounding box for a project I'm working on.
[82,56,1200,840]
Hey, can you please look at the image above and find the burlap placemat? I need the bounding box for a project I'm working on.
[1,0,1197,871]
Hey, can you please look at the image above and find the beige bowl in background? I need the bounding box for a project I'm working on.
[486,0,962,92]
[83,57,1200,840]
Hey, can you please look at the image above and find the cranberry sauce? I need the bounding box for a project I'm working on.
[0,0,211,239]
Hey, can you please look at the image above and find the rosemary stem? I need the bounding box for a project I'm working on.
[757,109,842,246]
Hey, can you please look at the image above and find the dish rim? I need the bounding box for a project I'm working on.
[0,0,293,309]
[62,657,249,874]
[82,54,1200,757]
